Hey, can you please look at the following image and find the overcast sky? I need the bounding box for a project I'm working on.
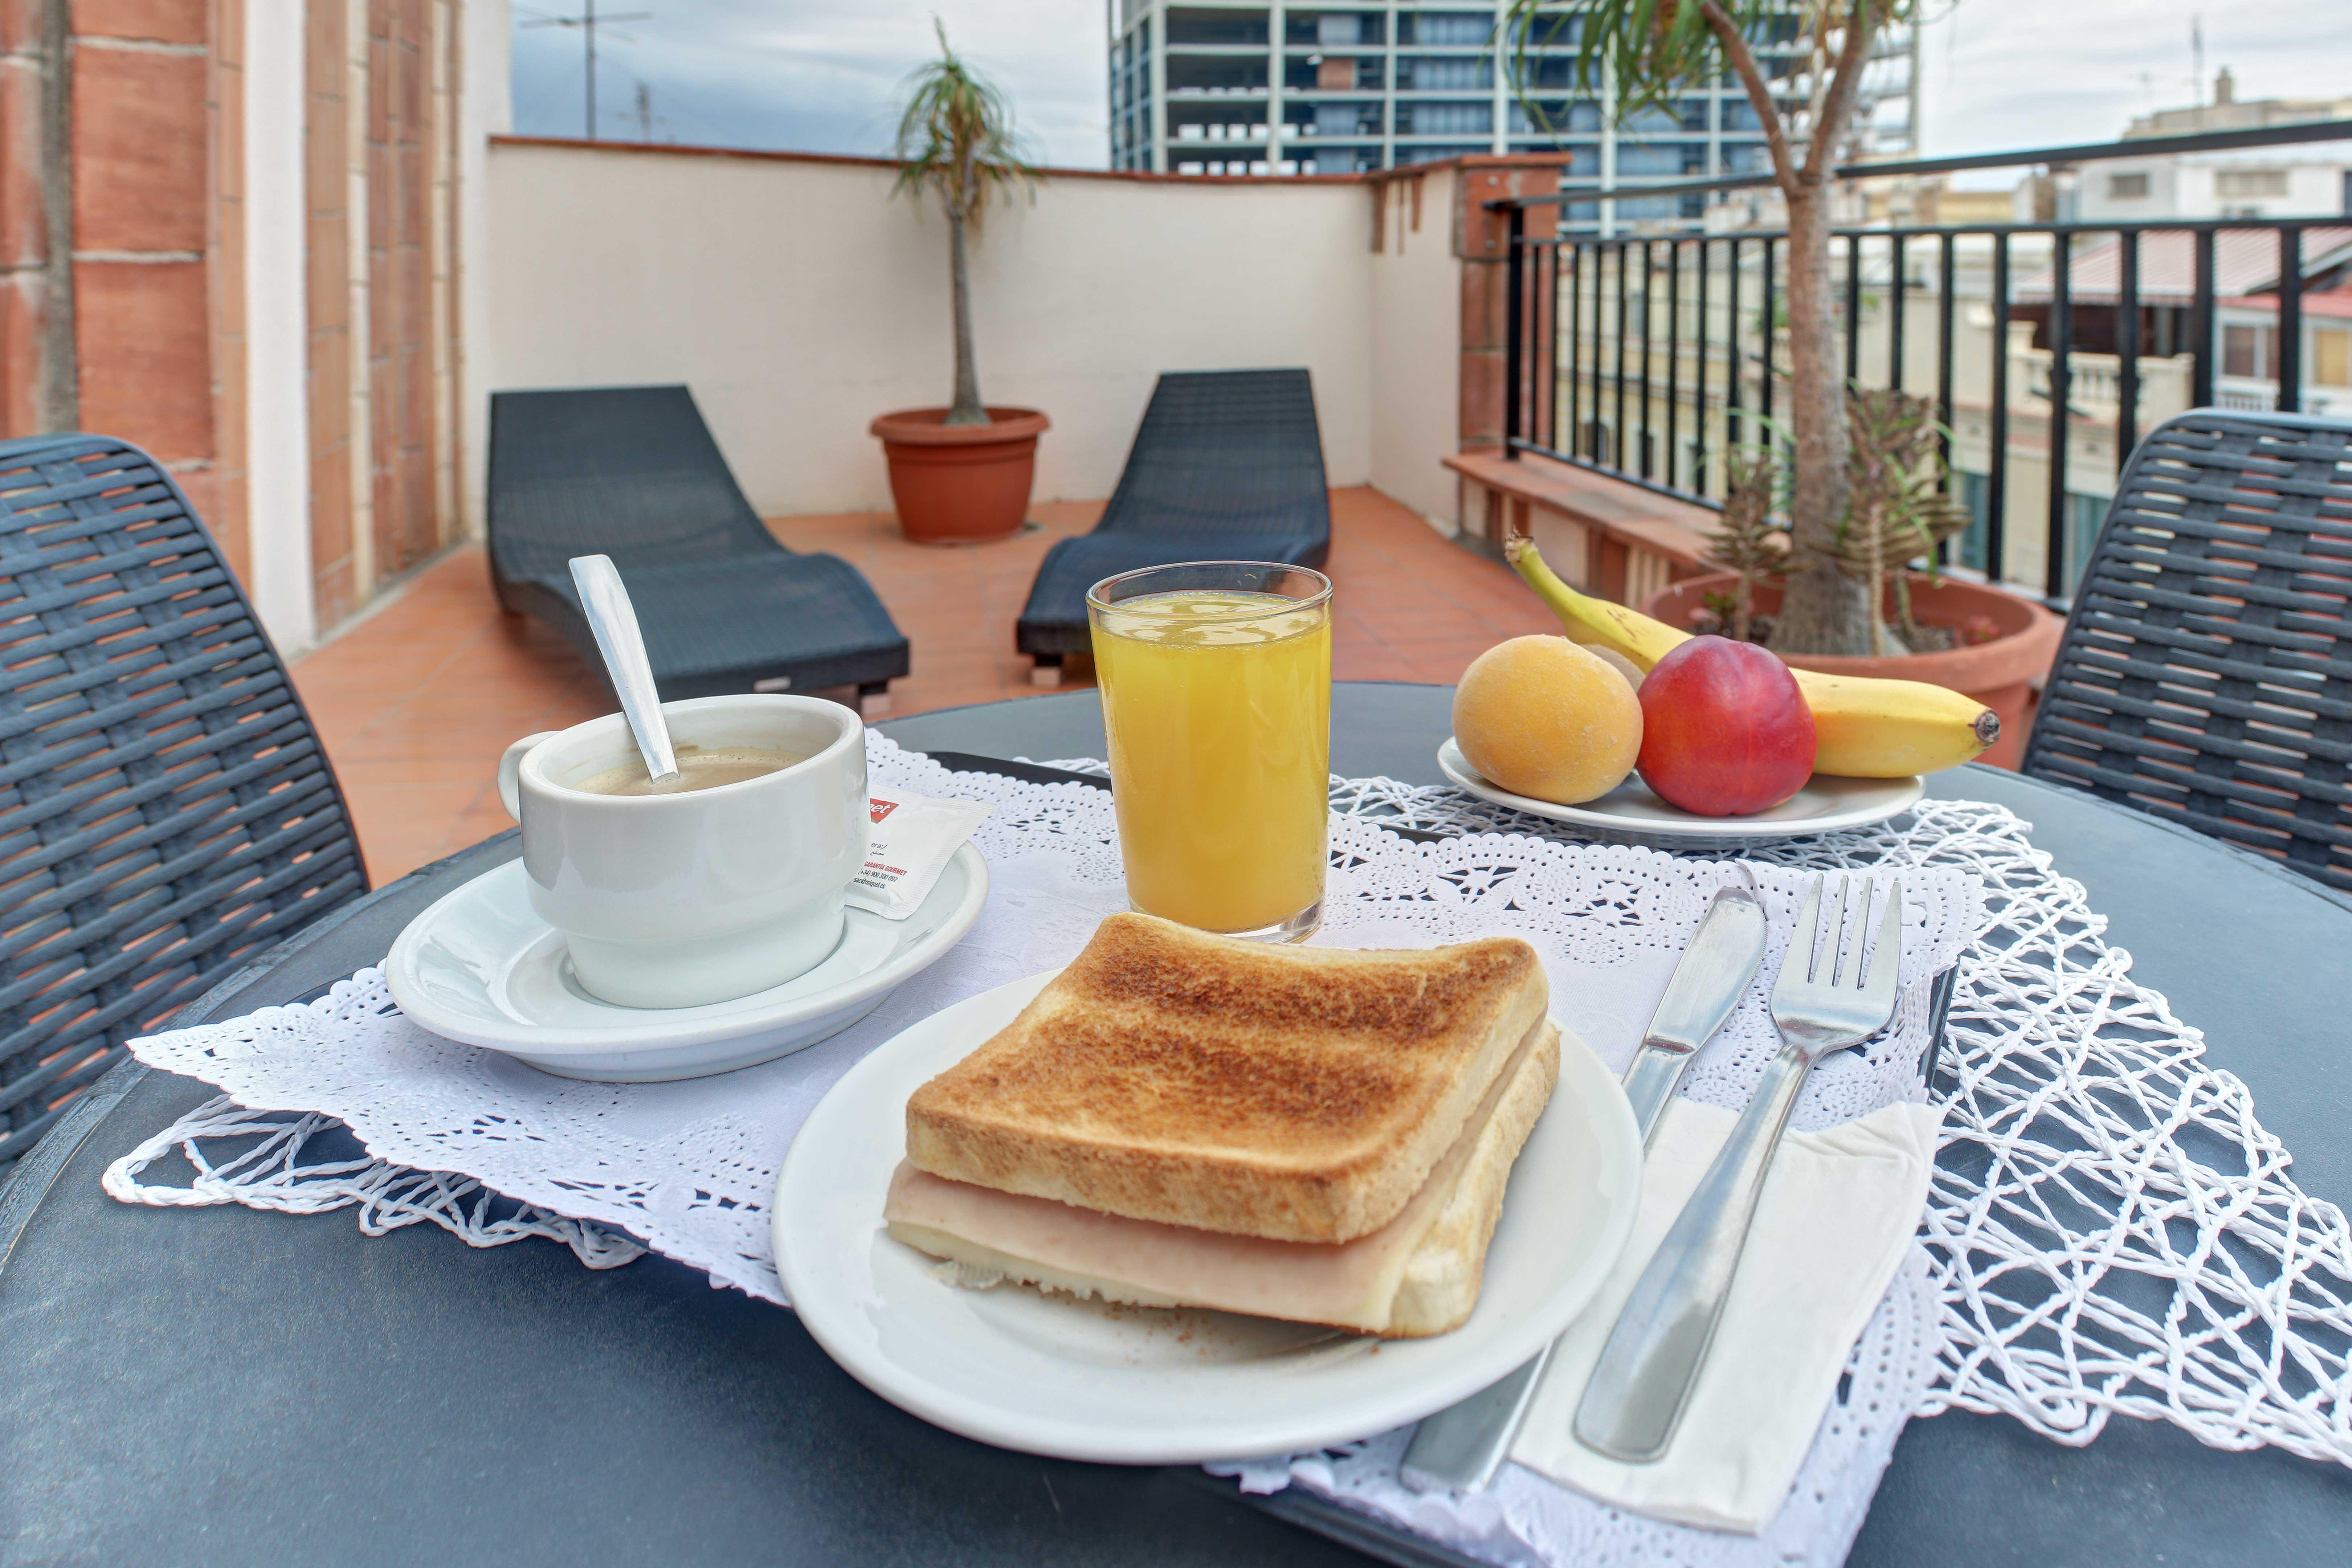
[509,1,2352,172]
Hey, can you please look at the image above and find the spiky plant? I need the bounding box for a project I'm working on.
[1703,447,1789,644]
[893,22,1038,426]
[1506,1,1928,655]
[1833,386,1971,653]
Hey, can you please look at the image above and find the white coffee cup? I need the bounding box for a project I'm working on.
[496,694,867,1010]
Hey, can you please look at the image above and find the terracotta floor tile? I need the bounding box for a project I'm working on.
[289,489,1536,881]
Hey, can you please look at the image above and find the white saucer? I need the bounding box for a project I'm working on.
[383,845,988,1081]
[773,969,1644,1465]
[1438,738,1924,850]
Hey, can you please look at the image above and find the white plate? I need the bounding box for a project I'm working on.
[773,969,1643,1464]
[383,845,988,1081]
[1438,737,1924,848]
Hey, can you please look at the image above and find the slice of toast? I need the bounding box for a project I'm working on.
[887,1020,1561,1338]
[904,912,1549,1244]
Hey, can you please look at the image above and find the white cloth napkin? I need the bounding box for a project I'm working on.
[1510,1095,1942,1534]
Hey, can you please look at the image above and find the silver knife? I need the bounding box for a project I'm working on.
[1398,880,1771,1494]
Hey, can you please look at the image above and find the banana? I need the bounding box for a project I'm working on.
[1503,535,1687,669]
[1501,535,1999,777]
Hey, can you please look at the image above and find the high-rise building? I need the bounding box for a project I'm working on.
[1105,3,1917,232]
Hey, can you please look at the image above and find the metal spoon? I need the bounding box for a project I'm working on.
[569,554,678,783]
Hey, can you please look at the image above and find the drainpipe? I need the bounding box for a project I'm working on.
[37,0,76,430]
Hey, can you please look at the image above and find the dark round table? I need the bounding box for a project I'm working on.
[3,683,2347,1567]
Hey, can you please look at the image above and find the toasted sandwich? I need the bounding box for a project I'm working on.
[883,912,1559,1338]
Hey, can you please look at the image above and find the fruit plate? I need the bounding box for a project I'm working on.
[773,969,1643,1465]
[1437,737,1924,849]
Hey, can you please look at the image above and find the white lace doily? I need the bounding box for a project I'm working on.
[109,735,2352,1568]
[119,735,1975,1298]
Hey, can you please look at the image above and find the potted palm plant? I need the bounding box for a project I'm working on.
[1506,3,2056,660]
[1505,1,2061,764]
[870,23,1049,544]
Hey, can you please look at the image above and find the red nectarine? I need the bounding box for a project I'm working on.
[1636,636,1817,815]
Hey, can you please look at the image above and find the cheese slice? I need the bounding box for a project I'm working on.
[884,1019,1560,1339]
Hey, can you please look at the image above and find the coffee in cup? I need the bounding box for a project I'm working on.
[495,695,866,1010]
[573,746,812,797]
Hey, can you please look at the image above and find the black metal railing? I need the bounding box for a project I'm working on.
[1493,119,2352,604]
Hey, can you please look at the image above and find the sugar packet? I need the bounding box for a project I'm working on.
[846,785,992,919]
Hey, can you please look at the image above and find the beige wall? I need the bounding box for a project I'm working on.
[487,142,1445,517]
[1368,169,1463,531]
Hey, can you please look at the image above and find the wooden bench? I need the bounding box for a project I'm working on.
[1445,448,1716,609]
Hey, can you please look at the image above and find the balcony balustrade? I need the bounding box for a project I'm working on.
[1489,119,2352,606]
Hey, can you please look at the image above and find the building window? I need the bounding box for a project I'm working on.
[1305,101,1382,138]
[1409,11,1493,46]
[1292,11,1384,47]
[1397,101,1491,135]
[1398,56,1489,91]
[1614,141,1705,177]
[2106,171,2150,200]
[1165,7,1267,45]
[2314,327,2351,389]
[2222,324,2278,380]
[1722,141,1772,175]
[2214,168,2289,199]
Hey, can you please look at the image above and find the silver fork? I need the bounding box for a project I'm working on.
[1572,873,1904,1463]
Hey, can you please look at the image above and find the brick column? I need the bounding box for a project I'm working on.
[1454,155,1571,457]
[0,0,467,647]
[364,0,444,584]
[71,0,217,536]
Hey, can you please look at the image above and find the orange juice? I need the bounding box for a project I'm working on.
[1091,586,1332,936]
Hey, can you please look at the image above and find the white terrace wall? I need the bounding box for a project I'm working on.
[1368,167,1462,528]
[481,140,1463,527]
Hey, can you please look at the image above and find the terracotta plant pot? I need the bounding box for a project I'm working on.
[869,407,1050,544]
[1642,573,2065,771]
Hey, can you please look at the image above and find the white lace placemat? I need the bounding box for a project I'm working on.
[106,735,2352,1566]
[1313,771,2352,1470]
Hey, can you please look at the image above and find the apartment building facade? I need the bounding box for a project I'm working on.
[1107,2,1917,232]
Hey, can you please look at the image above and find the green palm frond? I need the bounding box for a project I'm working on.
[893,19,1038,231]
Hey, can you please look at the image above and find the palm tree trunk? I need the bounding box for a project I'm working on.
[944,208,987,425]
[1768,183,1872,654]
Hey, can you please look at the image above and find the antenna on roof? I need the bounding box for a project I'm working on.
[2191,16,2205,109]
[631,81,668,144]
[519,0,652,140]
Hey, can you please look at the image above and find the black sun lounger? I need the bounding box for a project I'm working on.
[1014,369,1331,674]
[489,385,909,711]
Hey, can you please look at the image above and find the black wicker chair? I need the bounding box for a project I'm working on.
[0,434,367,1180]
[2022,409,2352,893]
[489,385,910,712]
[1015,369,1332,672]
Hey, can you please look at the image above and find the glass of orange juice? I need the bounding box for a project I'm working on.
[1087,561,1333,942]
